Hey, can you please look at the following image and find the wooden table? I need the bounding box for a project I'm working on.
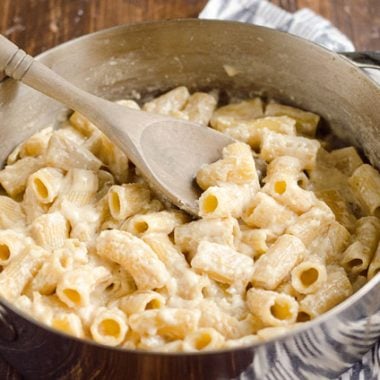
[0,0,379,378]
[1,0,379,55]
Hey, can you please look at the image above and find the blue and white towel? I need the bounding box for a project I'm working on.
[200,0,354,51]
[200,1,378,379]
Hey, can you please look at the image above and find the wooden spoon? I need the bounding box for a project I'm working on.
[0,35,234,215]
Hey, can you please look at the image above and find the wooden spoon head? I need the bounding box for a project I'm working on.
[138,119,234,215]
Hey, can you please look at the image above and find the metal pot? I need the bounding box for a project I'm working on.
[0,20,379,380]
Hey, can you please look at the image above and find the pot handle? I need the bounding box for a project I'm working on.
[339,51,380,85]
[339,51,380,70]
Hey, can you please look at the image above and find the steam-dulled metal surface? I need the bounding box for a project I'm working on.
[0,20,379,379]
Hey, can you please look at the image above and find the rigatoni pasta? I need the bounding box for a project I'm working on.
[0,196,25,229]
[348,164,380,217]
[252,234,305,290]
[0,87,379,352]
[96,230,170,290]
[90,307,128,346]
[246,288,299,327]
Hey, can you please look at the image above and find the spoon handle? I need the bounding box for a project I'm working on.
[0,35,113,120]
[0,35,147,143]
[0,34,158,146]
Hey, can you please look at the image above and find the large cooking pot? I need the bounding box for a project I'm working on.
[0,19,379,380]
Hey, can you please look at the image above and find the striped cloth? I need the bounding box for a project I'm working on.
[200,1,378,379]
[199,0,354,51]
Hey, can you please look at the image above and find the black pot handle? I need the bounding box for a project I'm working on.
[339,51,380,70]
[339,51,380,86]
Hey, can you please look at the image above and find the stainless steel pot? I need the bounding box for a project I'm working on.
[0,19,379,380]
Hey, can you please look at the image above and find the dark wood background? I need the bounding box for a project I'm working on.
[0,0,379,55]
[0,0,379,378]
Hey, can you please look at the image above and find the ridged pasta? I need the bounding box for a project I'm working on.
[260,130,320,170]
[0,245,49,300]
[182,92,217,125]
[121,210,187,236]
[191,241,254,290]
[265,103,320,137]
[143,233,205,299]
[129,308,200,340]
[174,217,239,258]
[291,255,327,294]
[0,156,44,197]
[143,86,190,116]
[96,230,169,290]
[341,217,380,274]
[29,167,64,204]
[210,98,263,132]
[118,290,166,315]
[247,288,298,327]
[0,230,31,266]
[45,132,102,171]
[30,212,70,249]
[56,265,110,308]
[90,307,128,346]
[252,234,305,290]
[108,184,151,221]
[199,184,254,219]
[196,142,260,191]
[183,327,225,351]
[349,164,380,217]
[330,147,363,176]
[0,196,26,229]
[243,192,297,236]
[299,266,352,320]
[51,312,85,338]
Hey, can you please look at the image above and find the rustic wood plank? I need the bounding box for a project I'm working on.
[273,0,380,50]
[0,0,379,55]
[0,0,208,55]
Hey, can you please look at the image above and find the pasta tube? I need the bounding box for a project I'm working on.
[56,266,111,308]
[191,241,254,290]
[349,164,380,217]
[29,167,64,204]
[183,328,225,351]
[252,234,305,290]
[299,266,352,319]
[108,184,151,221]
[247,288,298,326]
[243,192,298,236]
[199,184,254,219]
[90,307,128,346]
[265,103,320,137]
[0,245,49,300]
[96,230,169,290]
[341,217,380,274]
[0,196,25,229]
[196,142,260,191]
[291,255,327,294]
[129,308,200,340]
[260,130,320,170]
[210,98,263,132]
[174,217,239,258]
[30,212,70,249]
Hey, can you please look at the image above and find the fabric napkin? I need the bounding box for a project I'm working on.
[199,1,379,379]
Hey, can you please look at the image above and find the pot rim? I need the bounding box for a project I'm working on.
[1,18,379,356]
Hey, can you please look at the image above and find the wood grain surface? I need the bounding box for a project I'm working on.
[0,0,379,378]
[0,0,379,56]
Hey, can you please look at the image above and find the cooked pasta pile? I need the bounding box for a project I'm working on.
[0,86,379,351]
